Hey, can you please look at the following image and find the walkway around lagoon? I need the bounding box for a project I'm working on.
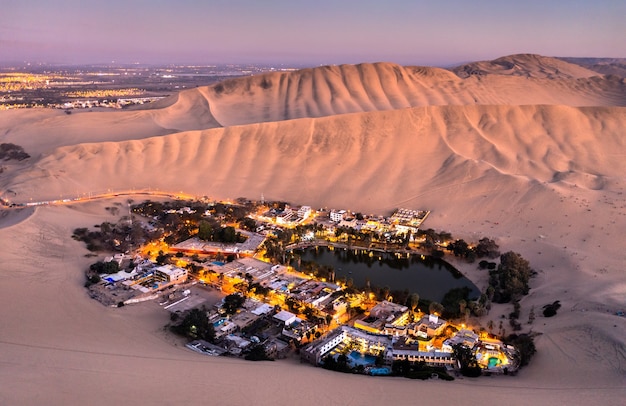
[286,239,429,258]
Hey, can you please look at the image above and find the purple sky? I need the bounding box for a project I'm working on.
[1,0,624,66]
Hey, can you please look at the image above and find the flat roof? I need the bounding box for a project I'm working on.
[273,310,296,323]
[155,264,186,276]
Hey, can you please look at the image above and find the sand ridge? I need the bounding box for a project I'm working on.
[175,59,626,127]
[452,53,602,79]
[1,55,625,404]
[6,104,625,207]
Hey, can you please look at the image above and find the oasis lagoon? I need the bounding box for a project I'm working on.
[292,246,480,302]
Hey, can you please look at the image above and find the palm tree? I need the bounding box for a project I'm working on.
[408,293,420,313]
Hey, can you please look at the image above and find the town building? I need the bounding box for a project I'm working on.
[154,264,188,284]
[301,326,347,365]
[330,210,346,223]
[298,206,312,220]
[170,230,265,257]
[389,336,454,367]
[354,301,410,333]
[412,314,447,339]
[442,329,479,352]
[273,310,298,327]
[390,208,430,237]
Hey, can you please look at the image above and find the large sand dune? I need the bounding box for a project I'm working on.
[6,104,626,209]
[168,58,626,127]
[453,53,602,79]
[1,55,624,157]
[1,55,625,404]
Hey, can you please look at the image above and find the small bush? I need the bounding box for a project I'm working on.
[543,300,561,317]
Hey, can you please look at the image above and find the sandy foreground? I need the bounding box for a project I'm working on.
[1,56,625,404]
[0,199,624,405]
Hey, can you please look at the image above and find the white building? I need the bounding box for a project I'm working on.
[390,348,454,367]
[301,327,348,364]
[330,210,346,223]
[154,265,187,284]
[298,206,312,220]
[442,329,479,352]
[273,310,298,327]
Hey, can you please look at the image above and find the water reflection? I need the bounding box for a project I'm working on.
[293,246,479,302]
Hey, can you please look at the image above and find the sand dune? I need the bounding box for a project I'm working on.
[1,55,624,158]
[7,104,624,205]
[0,99,221,157]
[558,57,626,78]
[155,56,626,127]
[453,53,601,79]
[1,56,626,404]
[5,103,626,287]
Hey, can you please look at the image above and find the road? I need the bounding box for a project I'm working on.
[1,189,202,210]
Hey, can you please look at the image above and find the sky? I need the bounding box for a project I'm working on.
[1,0,624,67]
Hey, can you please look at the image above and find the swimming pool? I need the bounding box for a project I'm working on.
[348,351,377,367]
[369,367,391,376]
[488,357,501,368]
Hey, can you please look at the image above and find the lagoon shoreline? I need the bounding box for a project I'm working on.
[1,200,624,405]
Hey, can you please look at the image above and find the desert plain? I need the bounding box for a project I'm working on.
[0,54,625,405]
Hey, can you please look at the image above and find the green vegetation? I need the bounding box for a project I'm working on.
[478,260,497,270]
[222,293,245,315]
[452,344,482,377]
[73,219,156,252]
[155,250,171,265]
[0,143,30,161]
[488,251,533,303]
[505,333,536,367]
[132,199,255,246]
[89,260,120,274]
[248,282,271,297]
[244,344,274,361]
[197,223,246,244]
[75,196,537,376]
[428,301,444,315]
[321,354,353,373]
[542,300,561,317]
[84,273,101,287]
[416,228,453,251]
[475,238,501,259]
[446,237,500,263]
[441,287,472,319]
[447,239,476,262]
[391,360,454,380]
[238,217,257,232]
[171,308,215,342]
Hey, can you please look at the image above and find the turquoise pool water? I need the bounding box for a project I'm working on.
[488,357,500,368]
[369,367,391,376]
[348,351,377,366]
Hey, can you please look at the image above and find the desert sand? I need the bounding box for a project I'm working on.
[1,55,625,405]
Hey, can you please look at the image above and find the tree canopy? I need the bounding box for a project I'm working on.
[441,287,472,319]
[505,334,536,367]
[173,308,215,342]
[452,344,482,377]
[89,260,120,275]
[489,251,533,303]
[222,294,245,315]
[197,222,244,244]
[245,344,274,361]
[475,238,500,259]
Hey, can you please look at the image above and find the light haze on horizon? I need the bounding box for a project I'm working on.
[1,0,624,67]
